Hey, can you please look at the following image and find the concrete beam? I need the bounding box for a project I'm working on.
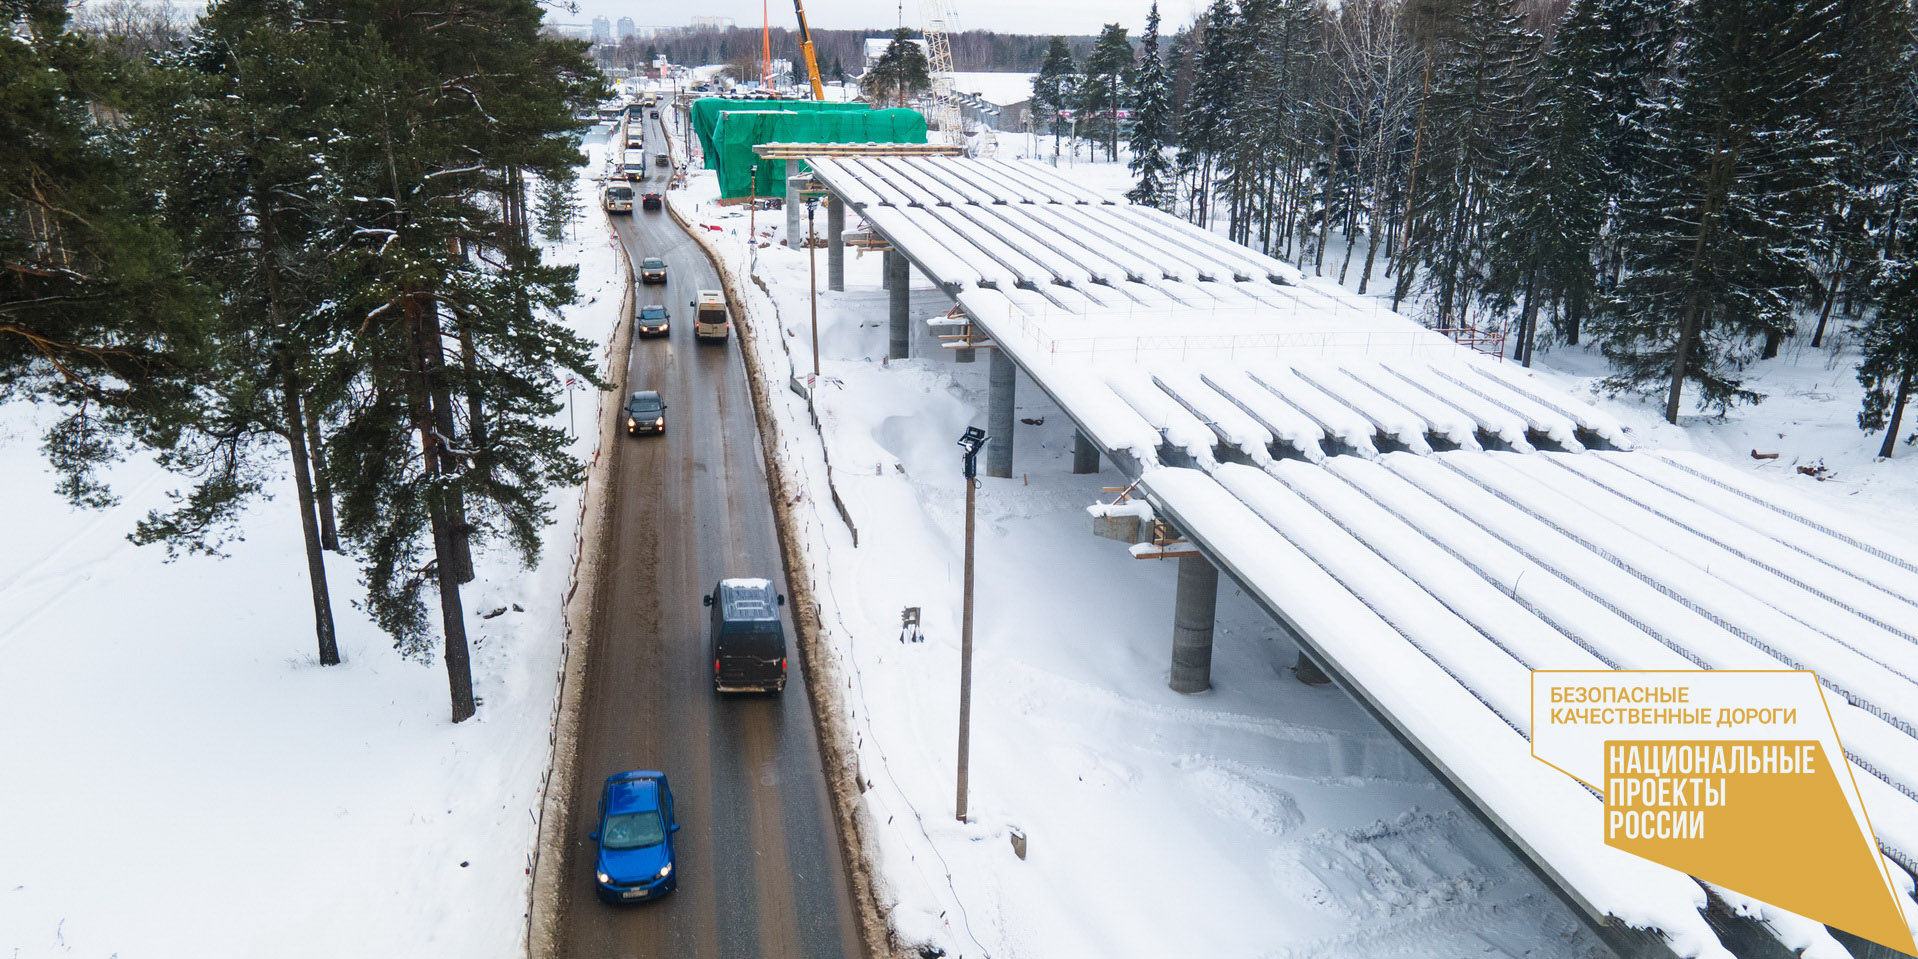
[886,250,910,361]
[987,347,1016,478]
[826,194,845,291]
[1072,430,1100,474]
[1171,555,1218,693]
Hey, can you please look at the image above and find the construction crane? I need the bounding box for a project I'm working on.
[791,0,826,100]
[918,0,965,144]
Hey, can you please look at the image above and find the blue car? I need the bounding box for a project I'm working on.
[590,770,679,903]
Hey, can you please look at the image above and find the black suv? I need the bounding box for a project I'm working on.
[704,578,787,693]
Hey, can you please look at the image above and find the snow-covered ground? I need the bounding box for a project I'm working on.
[0,146,625,958]
[668,143,1615,956]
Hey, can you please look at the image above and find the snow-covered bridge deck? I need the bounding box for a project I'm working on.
[807,155,1918,958]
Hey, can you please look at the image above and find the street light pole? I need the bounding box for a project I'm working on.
[955,425,987,822]
[808,197,820,378]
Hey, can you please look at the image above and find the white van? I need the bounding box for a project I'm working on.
[691,289,729,341]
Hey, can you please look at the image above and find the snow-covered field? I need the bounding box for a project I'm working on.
[668,156,1615,956]
[0,145,625,958]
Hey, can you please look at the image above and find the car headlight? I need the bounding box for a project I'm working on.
[596,871,611,884]
[657,863,672,878]
[627,418,636,429]
[655,417,664,427]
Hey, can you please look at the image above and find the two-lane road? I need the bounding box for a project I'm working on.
[554,109,859,959]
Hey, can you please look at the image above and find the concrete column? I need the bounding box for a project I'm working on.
[1071,430,1100,474]
[826,194,845,291]
[785,159,802,244]
[987,348,1016,478]
[886,250,911,361]
[1171,555,1218,693]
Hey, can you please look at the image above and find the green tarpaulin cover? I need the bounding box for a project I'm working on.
[709,107,930,200]
[689,98,869,167]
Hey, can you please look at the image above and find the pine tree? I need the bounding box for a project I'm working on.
[1178,0,1239,226]
[1032,36,1077,164]
[1482,0,1607,364]
[304,0,605,721]
[537,169,580,242]
[1126,4,1175,210]
[864,28,930,107]
[122,0,364,666]
[1078,24,1134,162]
[1399,0,1536,326]
[1805,0,1914,350]
[1,0,204,506]
[1592,0,1843,422]
[1859,243,1918,457]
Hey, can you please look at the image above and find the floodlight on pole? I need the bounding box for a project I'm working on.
[954,424,987,821]
[807,196,820,378]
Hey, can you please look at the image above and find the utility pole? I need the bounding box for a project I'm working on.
[955,425,987,822]
[807,197,820,377]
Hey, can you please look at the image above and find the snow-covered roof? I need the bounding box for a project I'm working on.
[947,71,1036,107]
[807,152,1918,956]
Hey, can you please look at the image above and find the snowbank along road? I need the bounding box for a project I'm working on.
[549,110,860,959]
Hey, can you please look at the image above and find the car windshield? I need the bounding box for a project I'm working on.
[643,258,665,269]
[600,810,665,850]
[640,306,666,319]
[608,187,633,199]
[629,396,661,413]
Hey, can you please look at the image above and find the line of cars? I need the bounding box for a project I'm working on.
[593,144,795,903]
[590,574,790,903]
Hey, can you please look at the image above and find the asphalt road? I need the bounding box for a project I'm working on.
[553,110,859,959]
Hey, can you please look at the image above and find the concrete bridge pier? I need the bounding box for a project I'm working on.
[785,159,803,243]
[986,347,1016,478]
[1072,430,1100,474]
[1171,555,1218,693]
[886,250,911,360]
[826,195,845,291]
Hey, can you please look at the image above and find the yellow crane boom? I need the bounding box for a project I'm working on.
[792,0,826,99]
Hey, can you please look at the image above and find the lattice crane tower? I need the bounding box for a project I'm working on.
[919,0,965,145]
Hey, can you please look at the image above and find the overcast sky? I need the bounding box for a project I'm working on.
[547,0,1205,42]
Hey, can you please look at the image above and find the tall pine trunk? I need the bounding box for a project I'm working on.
[1811,272,1841,348]
[1391,53,1435,310]
[1881,370,1912,459]
[305,403,340,551]
[281,370,341,666]
[260,200,339,664]
[406,291,477,722]
[423,299,476,584]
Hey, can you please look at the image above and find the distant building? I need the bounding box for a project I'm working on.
[591,16,611,43]
[689,15,734,30]
[615,16,635,40]
[950,72,1036,132]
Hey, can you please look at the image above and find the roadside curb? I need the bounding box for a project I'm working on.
[524,212,634,959]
